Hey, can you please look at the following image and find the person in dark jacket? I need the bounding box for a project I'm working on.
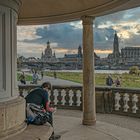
[25,82,60,140]
[106,75,114,86]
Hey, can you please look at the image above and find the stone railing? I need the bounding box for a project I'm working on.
[19,85,82,110]
[18,85,140,118]
[95,86,140,118]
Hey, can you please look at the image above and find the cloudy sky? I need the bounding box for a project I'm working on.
[17,7,140,58]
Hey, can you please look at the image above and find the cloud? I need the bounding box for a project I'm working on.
[95,7,140,27]
[17,25,46,41]
[17,42,44,58]
[17,7,140,58]
[22,22,82,50]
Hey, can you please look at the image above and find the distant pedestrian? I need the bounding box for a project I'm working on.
[54,71,57,79]
[115,77,121,87]
[106,75,113,86]
[41,71,44,80]
[32,71,39,84]
[19,72,26,84]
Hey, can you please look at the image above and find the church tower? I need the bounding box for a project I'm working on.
[45,41,52,58]
[78,45,82,58]
[113,32,120,57]
[113,31,120,63]
[41,41,57,62]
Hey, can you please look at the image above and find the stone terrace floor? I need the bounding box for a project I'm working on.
[54,109,140,140]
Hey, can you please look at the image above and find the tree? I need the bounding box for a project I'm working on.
[129,66,139,75]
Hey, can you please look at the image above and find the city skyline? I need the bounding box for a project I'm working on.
[17,6,140,58]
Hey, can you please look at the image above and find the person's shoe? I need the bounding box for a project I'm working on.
[49,134,61,140]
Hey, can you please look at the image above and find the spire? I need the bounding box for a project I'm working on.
[53,51,56,58]
[78,45,82,57]
[113,31,120,62]
[47,41,50,48]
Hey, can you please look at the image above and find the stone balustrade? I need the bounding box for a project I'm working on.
[18,85,140,118]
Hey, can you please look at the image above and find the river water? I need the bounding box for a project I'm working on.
[52,70,129,74]
[21,68,129,74]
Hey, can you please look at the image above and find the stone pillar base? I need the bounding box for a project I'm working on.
[82,119,96,125]
[0,97,26,139]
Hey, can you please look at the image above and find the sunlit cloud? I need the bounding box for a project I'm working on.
[17,25,47,41]
[17,42,44,58]
[69,21,82,29]
[95,49,112,54]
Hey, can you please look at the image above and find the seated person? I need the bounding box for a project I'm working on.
[25,82,60,140]
[115,77,121,87]
[106,75,114,86]
[19,72,26,84]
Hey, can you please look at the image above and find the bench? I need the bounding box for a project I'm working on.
[5,123,53,140]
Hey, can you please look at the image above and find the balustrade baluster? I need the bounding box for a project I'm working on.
[76,90,82,107]
[53,89,59,106]
[65,90,70,106]
[123,93,130,112]
[114,92,121,111]
[132,94,139,113]
[57,89,62,106]
[61,89,66,105]
[72,90,77,106]
[69,90,74,106]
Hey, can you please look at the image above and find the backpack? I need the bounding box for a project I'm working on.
[106,77,113,86]
[26,103,50,125]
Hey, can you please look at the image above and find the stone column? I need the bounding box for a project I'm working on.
[0,1,26,139]
[81,16,96,125]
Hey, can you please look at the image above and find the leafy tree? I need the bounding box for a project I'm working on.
[129,66,139,75]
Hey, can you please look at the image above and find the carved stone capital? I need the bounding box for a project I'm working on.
[81,16,94,25]
[0,0,21,13]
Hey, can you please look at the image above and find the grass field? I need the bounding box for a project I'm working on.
[44,71,140,88]
[17,71,140,88]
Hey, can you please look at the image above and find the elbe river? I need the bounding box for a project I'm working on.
[21,68,129,74]
[51,70,129,74]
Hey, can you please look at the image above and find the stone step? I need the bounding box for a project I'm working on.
[5,123,53,140]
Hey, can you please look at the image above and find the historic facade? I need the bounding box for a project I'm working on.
[58,45,83,69]
[41,41,57,62]
[59,45,100,69]
[121,47,140,65]
[108,32,140,66]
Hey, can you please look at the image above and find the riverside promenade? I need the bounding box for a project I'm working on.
[17,75,140,140]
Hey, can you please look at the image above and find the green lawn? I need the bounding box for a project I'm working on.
[45,71,140,88]
[17,73,32,81]
[17,71,140,88]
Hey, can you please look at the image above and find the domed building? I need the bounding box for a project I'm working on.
[41,41,57,62]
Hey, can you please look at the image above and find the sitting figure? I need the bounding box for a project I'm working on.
[106,75,114,86]
[115,77,121,87]
[19,72,26,84]
[25,82,60,140]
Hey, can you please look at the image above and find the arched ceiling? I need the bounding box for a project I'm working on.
[18,0,140,25]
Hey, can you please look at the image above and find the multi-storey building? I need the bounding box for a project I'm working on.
[121,47,140,65]
[108,32,140,66]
